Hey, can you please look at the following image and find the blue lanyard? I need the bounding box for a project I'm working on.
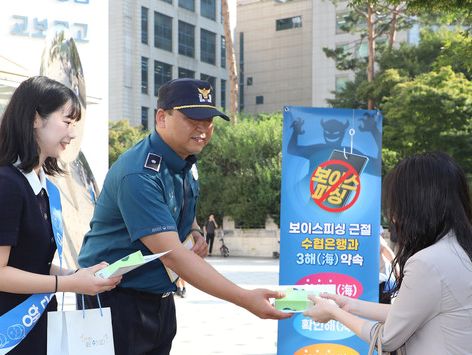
[0,178,63,354]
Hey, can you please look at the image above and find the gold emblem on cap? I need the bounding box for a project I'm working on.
[198,87,211,99]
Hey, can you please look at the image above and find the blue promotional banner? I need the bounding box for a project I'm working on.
[0,179,63,354]
[278,107,383,355]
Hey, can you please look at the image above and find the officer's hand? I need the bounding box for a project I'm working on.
[191,231,208,258]
[239,289,292,320]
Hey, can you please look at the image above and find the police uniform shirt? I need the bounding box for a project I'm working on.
[78,129,199,294]
[0,164,58,354]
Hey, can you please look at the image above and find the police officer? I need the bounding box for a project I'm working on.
[78,78,290,355]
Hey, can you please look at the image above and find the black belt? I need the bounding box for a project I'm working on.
[115,287,172,300]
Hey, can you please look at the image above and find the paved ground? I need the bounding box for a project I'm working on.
[171,257,280,355]
[62,256,281,355]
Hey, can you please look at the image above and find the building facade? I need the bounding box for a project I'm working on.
[236,0,409,114]
[0,0,109,185]
[110,0,229,129]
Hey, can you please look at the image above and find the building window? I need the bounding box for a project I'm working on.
[247,77,253,86]
[154,61,172,96]
[357,41,368,58]
[220,36,226,68]
[239,32,244,112]
[335,75,350,92]
[336,11,366,34]
[141,57,148,94]
[201,29,216,65]
[336,12,349,34]
[201,0,216,20]
[179,0,194,11]
[256,95,264,105]
[178,67,195,78]
[154,12,172,51]
[141,7,148,44]
[178,21,195,57]
[336,41,368,59]
[276,16,302,31]
[141,106,149,130]
[220,79,226,110]
[200,73,216,101]
[161,0,172,3]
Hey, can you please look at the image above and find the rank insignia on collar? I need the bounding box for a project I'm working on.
[144,153,162,172]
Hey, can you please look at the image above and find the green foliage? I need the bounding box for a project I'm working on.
[325,1,415,75]
[382,66,472,171]
[197,114,283,228]
[109,120,148,167]
[402,0,472,25]
[328,26,472,175]
[433,31,472,79]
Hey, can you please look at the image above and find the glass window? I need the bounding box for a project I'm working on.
[141,7,148,44]
[161,0,172,3]
[357,41,368,58]
[178,21,195,57]
[201,29,216,65]
[141,57,148,94]
[336,41,368,59]
[141,106,149,130]
[256,95,264,105]
[178,67,195,78]
[201,0,216,20]
[179,0,194,11]
[335,75,350,92]
[200,73,216,101]
[276,16,302,31]
[220,79,226,110]
[247,77,253,86]
[154,61,172,96]
[239,32,244,112]
[336,12,349,34]
[154,12,172,51]
[220,36,226,68]
[336,11,367,33]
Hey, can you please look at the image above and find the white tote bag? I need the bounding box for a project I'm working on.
[47,296,115,355]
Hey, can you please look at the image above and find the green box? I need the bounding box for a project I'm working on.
[275,288,311,313]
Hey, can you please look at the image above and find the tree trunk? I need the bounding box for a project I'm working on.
[388,6,399,49]
[367,3,375,110]
[221,0,238,123]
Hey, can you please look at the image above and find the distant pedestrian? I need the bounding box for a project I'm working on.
[175,278,187,298]
[204,214,218,256]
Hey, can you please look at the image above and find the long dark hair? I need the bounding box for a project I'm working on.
[383,152,472,291]
[0,76,81,175]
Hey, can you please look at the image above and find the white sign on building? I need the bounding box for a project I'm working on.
[0,0,109,186]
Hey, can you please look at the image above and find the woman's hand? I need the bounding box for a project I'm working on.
[318,292,354,312]
[303,295,339,323]
[68,262,122,295]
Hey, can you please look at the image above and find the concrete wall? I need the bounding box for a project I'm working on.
[220,216,280,257]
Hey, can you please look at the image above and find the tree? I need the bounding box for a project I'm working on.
[197,114,283,227]
[329,28,470,109]
[382,66,472,172]
[109,120,148,167]
[326,0,412,108]
[221,0,239,122]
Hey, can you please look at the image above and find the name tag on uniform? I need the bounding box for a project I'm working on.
[144,153,162,172]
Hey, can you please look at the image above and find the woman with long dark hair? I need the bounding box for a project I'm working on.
[0,76,121,354]
[304,152,472,354]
